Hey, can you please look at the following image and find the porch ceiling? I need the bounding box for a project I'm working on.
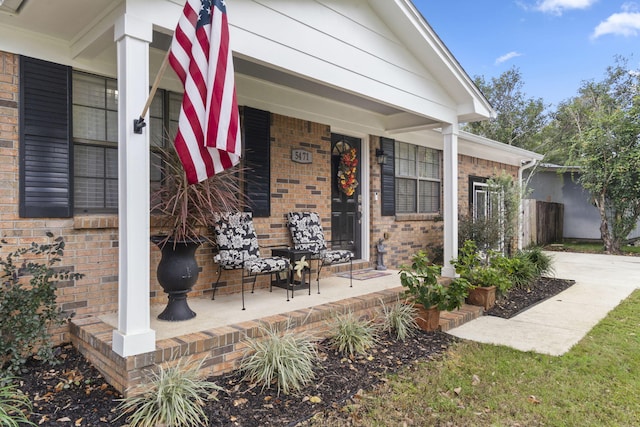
[0,0,116,39]
[0,0,121,58]
[0,0,443,134]
[235,58,402,116]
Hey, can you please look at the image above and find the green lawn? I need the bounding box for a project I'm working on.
[550,240,640,256]
[348,290,640,426]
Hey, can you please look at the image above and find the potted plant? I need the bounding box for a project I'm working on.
[150,145,244,321]
[399,250,469,331]
[452,240,511,310]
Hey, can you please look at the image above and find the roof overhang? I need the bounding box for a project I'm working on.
[458,130,543,166]
[0,0,494,135]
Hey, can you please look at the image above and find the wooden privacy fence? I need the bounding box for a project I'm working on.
[522,200,564,246]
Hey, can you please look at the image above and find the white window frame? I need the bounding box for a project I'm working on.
[394,141,442,214]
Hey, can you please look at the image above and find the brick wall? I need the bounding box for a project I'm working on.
[458,153,519,215]
[368,135,444,268]
[0,52,122,343]
[368,138,520,269]
[210,113,337,297]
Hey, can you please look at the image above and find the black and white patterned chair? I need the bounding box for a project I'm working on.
[212,212,290,310]
[286,211,353,293]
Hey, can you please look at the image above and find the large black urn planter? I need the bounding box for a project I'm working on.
[151,236,204,321]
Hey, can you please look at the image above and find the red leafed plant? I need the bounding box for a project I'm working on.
[151,144,246,247]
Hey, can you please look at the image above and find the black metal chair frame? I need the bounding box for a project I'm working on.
[211,212,290,310]
[286,211,354,293]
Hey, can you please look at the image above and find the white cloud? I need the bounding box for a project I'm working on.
[535,0,598,15]
[591,12,640,39]
[495,51,523,65]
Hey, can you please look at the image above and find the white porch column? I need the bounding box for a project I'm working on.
[441,123,459,278]
[112,14,156,357]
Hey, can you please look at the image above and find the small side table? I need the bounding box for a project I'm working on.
[271,248,313,297]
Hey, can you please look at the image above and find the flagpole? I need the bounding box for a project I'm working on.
[133,49,171,134]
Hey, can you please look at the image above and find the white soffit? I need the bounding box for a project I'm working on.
[0,0,26,15]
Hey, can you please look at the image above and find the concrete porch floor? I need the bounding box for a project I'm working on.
[100,268,404,341]
[70,269,482,395]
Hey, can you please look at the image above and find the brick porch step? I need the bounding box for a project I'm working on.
[439,304,483,332]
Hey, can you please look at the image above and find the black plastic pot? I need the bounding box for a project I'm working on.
[151,236,204,321]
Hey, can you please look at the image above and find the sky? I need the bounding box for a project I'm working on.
[412,0,640,109]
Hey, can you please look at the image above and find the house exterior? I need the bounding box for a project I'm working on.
[0,0,542,364]
[527,165,640,241]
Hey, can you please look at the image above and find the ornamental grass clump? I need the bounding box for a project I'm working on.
[241,323,318,395]
[492,252,537,290]
[379,299,418,341]
[116,357,221,427]
[521,246,554,277]
[0,378,34,427]
[328,311,378,357]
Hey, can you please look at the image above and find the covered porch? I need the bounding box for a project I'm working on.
[70,269,482,395]
[0,0,493,395]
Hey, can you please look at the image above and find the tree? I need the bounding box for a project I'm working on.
[464,67,548,152]
[552,56,640,253]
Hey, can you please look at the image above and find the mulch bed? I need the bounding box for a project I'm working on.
[486,277,576,319]
[16,276,574,427]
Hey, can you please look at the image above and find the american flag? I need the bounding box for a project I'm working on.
[169,0,241,184]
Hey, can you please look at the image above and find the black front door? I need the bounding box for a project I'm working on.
[331,133,361,258]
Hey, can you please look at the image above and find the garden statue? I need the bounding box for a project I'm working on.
[376,238,387,270]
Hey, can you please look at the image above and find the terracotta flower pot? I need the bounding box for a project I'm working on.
[466,285,496,311]
[413,304,441,331]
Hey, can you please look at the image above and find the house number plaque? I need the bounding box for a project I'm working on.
[291,149,312,164]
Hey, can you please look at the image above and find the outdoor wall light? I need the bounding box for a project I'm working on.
[376,148,388,165]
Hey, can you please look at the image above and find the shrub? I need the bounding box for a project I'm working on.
[241,323,318,395]
[490,253,536,290]
[521,246,554,277]
[0,234,83,374]
[458,215,502,253]
[0,378,34,427]
[379,299,418,341]
[451,240,482,279]
[116,357,221,427]
[328,311,378,357]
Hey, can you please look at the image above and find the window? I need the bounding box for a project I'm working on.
[70,72,269,216]
[394,141,441,214]
[469,176,505,251]
[471,179,489,219]
[72,73,119,213]
[470,177,503,221]
[72,72,181,213]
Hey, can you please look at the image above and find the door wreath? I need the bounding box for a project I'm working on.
[337,148,359,196]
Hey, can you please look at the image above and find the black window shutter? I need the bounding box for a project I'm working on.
[19,56,72,218]
[380,137,396,216]
[243,107,270,217]
[380,137,395,216]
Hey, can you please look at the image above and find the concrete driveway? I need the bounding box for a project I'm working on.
[448,251,640,355]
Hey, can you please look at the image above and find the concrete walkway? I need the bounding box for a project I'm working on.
[448,251,640,356]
